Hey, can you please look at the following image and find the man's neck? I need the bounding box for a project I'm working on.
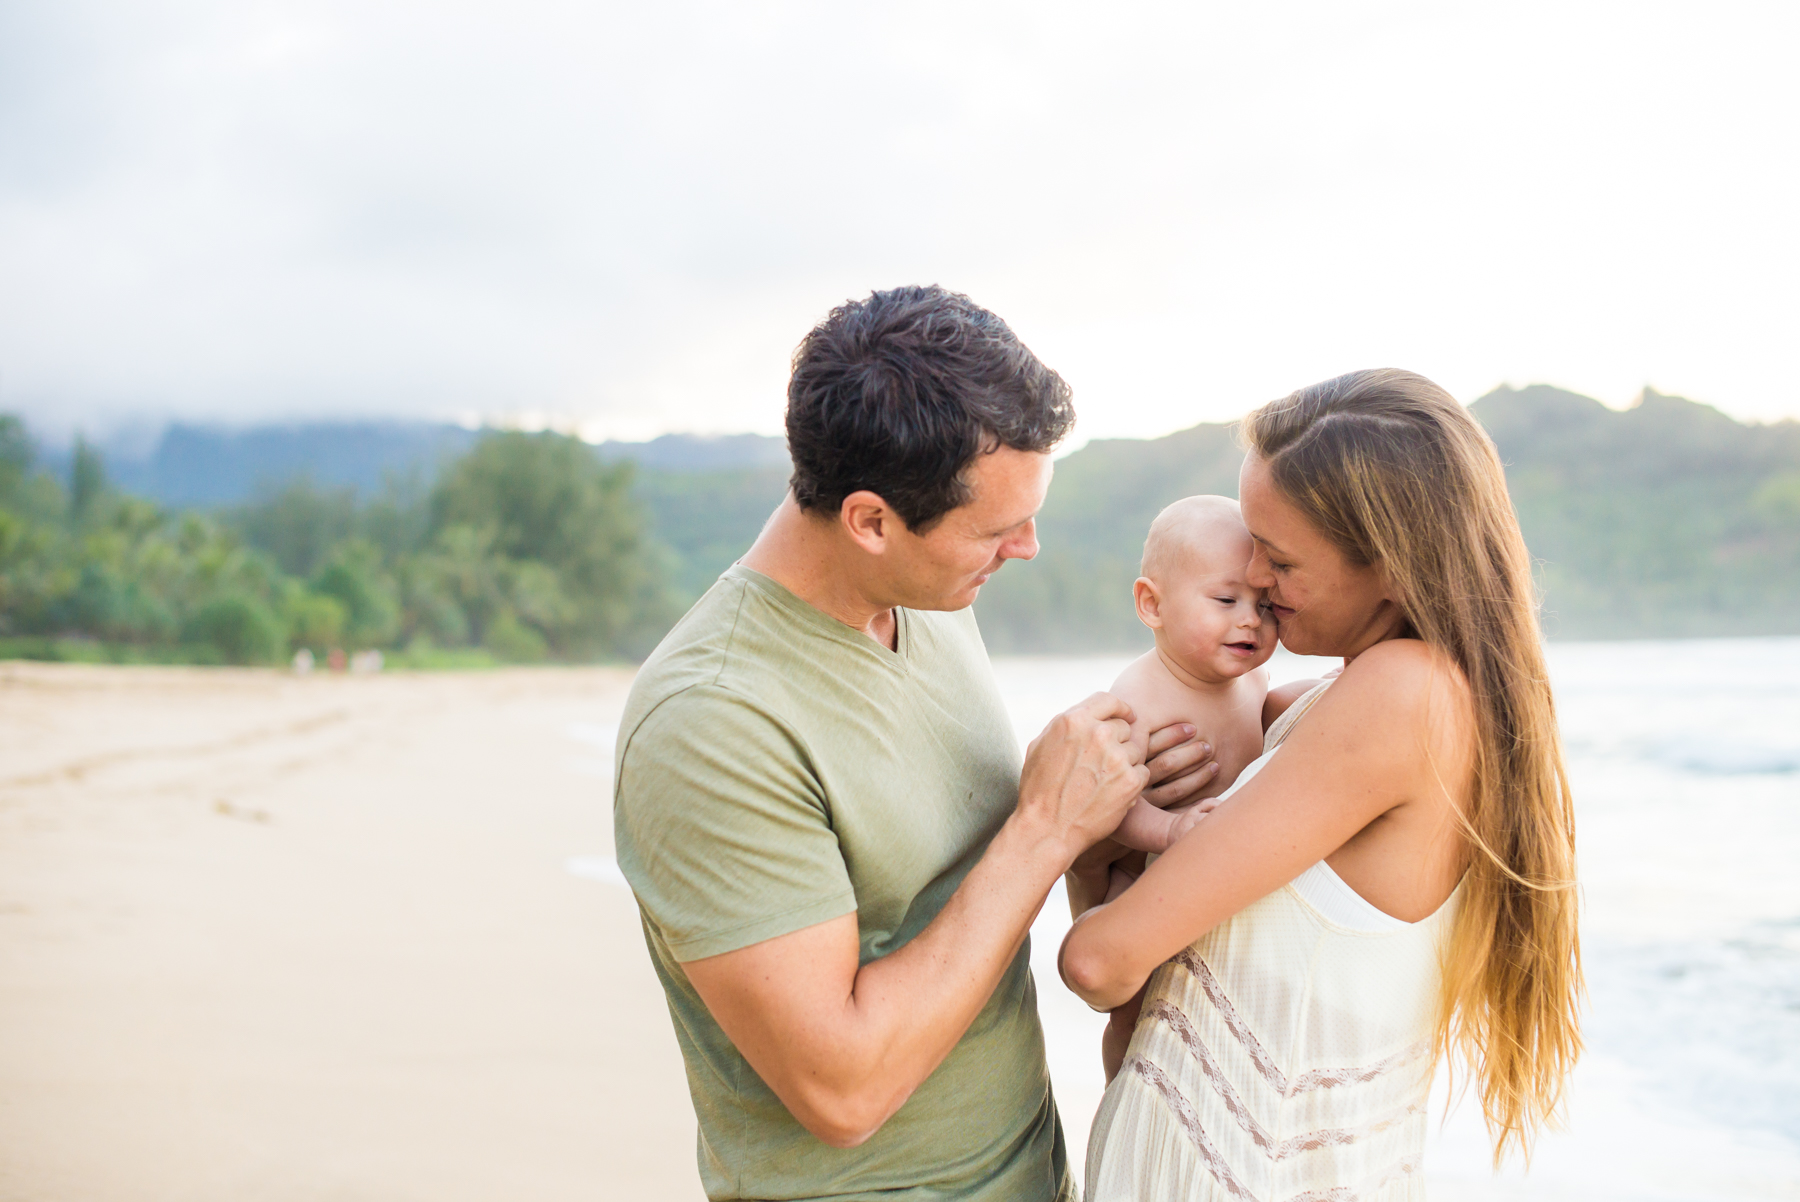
[739,497,899,649]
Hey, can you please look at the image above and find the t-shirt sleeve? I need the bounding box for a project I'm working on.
[613,685,857,962]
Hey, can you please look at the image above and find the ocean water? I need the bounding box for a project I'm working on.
[1000,639,1800,1201]
[572,637,1800,1198]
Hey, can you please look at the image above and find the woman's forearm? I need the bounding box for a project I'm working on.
[1061,650,1449,1012]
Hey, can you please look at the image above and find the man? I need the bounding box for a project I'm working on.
[613,285,1216,1200]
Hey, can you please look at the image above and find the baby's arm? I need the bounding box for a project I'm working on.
[1110,794,1187,853]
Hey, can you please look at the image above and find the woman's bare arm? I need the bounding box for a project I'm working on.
[1059,641,1470,1010]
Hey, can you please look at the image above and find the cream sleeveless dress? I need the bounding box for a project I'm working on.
[1085,682,1463,1201]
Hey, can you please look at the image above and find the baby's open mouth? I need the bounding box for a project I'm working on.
[1226,640,1259,653]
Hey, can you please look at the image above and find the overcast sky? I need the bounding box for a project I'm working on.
[2,1,1796,444]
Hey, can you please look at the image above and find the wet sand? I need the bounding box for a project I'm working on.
[0,661,702,1202]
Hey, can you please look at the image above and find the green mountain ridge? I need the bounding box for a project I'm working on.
[1471,384,1800,638]
[4,381,1795,666]
[971,384,1800,649]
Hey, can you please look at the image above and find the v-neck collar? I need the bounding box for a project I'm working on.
[727,564,912,669]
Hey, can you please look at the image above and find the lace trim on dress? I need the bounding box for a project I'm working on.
[1171,949,1432,1098]
[1129,1051,1424,1202]
[1129,1057,1256,1201]
[1141,999,1425,1158]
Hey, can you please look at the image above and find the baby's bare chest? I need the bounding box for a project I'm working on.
[1120,679,1267,797]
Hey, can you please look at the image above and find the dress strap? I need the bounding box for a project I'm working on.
[1264,678,1333,753]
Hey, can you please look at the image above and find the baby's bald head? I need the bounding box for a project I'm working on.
[1141,495,1253,584]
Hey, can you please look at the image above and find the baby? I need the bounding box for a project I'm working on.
[1110,495,1279,852]
[1097,495,1315,1079]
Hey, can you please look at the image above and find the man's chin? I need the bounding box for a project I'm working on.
[914,584,986,613]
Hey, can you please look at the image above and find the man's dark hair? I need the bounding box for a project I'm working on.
[786,285,1075,532]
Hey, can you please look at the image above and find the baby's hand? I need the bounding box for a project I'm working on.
[1165,796,1224,842]
[1110,795,1183,853]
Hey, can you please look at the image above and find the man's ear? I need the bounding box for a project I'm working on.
[839,490,897,555]
[1133,577,1164,629]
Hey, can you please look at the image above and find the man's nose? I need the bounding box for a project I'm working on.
[1001,520,1039,562]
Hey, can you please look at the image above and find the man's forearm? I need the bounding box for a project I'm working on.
[685,695,1176,1147]
[791,812,1071,1144]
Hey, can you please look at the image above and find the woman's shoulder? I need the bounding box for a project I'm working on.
[1339,637,1467,691]
[1325,639,1475,751]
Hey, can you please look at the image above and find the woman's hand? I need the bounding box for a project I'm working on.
[1140,723,1217,810]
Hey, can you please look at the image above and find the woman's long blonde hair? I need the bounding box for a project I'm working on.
[1242,369,1580,1164]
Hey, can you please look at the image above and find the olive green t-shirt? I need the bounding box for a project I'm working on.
[613,565,1072,1202]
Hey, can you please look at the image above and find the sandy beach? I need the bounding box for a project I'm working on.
[0,662,703,1202]
[9,651,1800,1202]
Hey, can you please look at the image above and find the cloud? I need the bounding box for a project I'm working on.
[1,0,1797,441]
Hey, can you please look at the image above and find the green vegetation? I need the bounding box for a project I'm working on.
[0,419,675,666]
[1472,386,1800,638]
[5,384,1796,666]
[974,385,1800,648]
[974,423,1245,652]
[634,466,789,599]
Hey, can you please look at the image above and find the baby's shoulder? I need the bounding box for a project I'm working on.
[1108,649,1166,700]
[1198,668,1269,724]
[1109,652,1190,724]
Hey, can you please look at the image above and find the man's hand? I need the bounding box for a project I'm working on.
[1016,692,1149,865]
[681,695,1160,1150]
[1063,721,1218,915]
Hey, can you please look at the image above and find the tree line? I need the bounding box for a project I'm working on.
[0,416,677,665]
[6,382,1797,667]
[971,385,1800,648]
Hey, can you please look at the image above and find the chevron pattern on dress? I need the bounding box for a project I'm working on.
[1141,999,1426,1161]
[1173,948,1430,1097]
[1129,1056,1258,1201]
[1127,1048,1426,1202]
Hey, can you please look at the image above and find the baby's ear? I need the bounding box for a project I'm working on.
[1133,577,1163,629]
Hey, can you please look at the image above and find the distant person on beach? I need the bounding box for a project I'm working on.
[612,285,1219,1201]
[1095,495,1320,1083]
[1060,370,1583,1200]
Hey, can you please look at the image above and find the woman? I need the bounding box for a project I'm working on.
[1060,369,1581,1199]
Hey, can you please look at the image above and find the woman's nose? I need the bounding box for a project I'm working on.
[1245,550,1274,588]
